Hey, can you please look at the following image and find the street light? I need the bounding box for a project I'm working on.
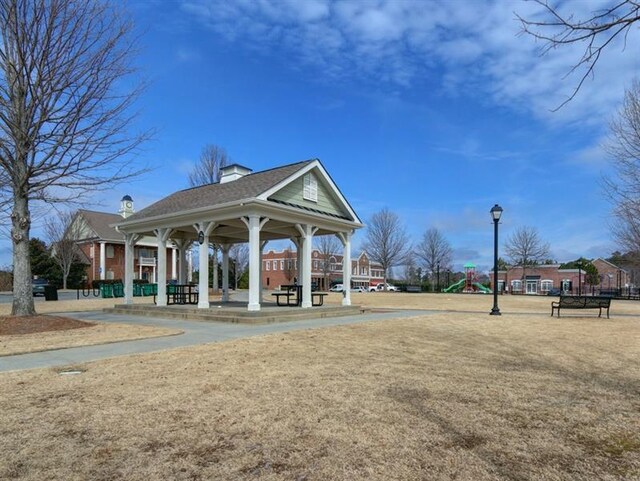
[490,204,503,316]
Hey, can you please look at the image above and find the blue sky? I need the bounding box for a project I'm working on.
[3,0,640,273]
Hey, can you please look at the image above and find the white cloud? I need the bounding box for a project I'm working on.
[180,0,640,126]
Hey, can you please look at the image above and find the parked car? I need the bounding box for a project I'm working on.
[32,278,49,297]
[351,286,365,293]
[369,283,399,292]
[329,284,344,292]
[546,288,562,296]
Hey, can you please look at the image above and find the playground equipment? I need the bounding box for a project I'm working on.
[443,262,492,294]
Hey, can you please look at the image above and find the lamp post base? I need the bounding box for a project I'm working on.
[490,307,501,316]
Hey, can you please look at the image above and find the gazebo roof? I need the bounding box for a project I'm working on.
[126,160,314,222]
[114,158,362,243]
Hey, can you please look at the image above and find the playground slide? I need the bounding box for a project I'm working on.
[443,278,466,293]
[473,282,492,294]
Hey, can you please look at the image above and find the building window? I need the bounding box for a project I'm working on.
[106,245,114,258]
[541,280,553,292]
[511,280,522,292]
[106,270,114,280]
[280,260,284,270]
[266,261,270,271]
[313,260,318,270]
[303,173,318,202]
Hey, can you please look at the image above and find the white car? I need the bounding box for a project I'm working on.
[351,286,365,293]
[369,283,398,292]
[329,284,344,292]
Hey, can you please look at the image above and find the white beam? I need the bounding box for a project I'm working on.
[99,242,106,281]
[124,234,141,304]
[194,222,216,308]
[242,215,263,311]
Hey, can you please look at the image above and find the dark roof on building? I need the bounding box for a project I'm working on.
[125,160,314,222]
[121,195,133,201]
[77,209,124,242]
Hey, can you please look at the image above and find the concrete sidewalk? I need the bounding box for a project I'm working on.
[0,309,429,372]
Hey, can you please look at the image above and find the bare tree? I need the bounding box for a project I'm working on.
[315,235,339,290]
[45,211,81,289]
[604,80,640,252]
[362,208,411,290]
[504,226,550,281]
[229,243,248,290]
[415,227,453,291]
[188,144,229,187]
[518,1,640,109]
[0,0,147,316]
[188,144,230,293]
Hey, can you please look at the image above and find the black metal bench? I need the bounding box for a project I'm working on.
[551,296,612,318]
[312,292,328,306]
[272,291,297,306]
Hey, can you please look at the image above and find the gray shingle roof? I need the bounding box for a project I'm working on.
[125,160,314,222]
[77,210,124,242]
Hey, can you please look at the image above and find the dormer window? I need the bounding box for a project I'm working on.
[303,173,318,202]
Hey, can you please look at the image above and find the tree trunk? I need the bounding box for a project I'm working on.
[11,193,35,316]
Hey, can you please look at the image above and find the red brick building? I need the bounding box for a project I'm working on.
[72,197,181,284]
[490,258,631,295]
[261,248,384,290]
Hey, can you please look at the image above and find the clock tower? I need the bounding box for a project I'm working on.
[119,195,134,218]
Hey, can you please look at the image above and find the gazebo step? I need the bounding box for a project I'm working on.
[104,304,366,324]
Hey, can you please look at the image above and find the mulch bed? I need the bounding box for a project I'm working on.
[0,315,94,336]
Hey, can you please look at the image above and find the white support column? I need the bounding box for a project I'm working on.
[187,249,193,283]
[99,242,106,281]
[171,248,178,280]
[337,231,353,306]
[291,237,301,284]
[259,240,268,300]
[295,224,318,308]
[242,216,269,311]
[212,247,219,294]
[193,222,217,309]
[123,234,141,304]
[221,244,230,302]
[154,228,173,307]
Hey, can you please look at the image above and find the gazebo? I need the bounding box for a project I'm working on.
[113,159,363,311]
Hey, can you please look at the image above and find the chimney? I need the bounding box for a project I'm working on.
[219,164,252,184]
[119,195,134,218]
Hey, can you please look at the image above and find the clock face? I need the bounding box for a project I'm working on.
[126,201,132,208]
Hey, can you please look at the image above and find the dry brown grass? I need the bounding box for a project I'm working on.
[0,322,181,356]
[1,293,639,480]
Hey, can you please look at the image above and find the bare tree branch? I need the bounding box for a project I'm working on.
[188,144,229,187]
[517,0,640,109]
[315,234,339,290]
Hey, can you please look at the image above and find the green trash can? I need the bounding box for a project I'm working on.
[133,283,142,297]
[113,283,124,298]
[44,285,58,301]
[100,284,113,298]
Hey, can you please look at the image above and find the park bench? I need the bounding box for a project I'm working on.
[405,285,422,293]
[550,295,612,319]
[311,292,328,306]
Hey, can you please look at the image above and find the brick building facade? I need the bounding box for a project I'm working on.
[73,197,182,284]
[490,258,631,295]
[261,248,384,290]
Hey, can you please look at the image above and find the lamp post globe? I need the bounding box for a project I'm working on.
[490,204,503,316]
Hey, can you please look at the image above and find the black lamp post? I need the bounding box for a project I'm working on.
[577,259,583,296]
[436,262,440,293]
[490,204,503,316]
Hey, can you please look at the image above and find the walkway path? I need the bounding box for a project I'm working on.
[0,309,429,372]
